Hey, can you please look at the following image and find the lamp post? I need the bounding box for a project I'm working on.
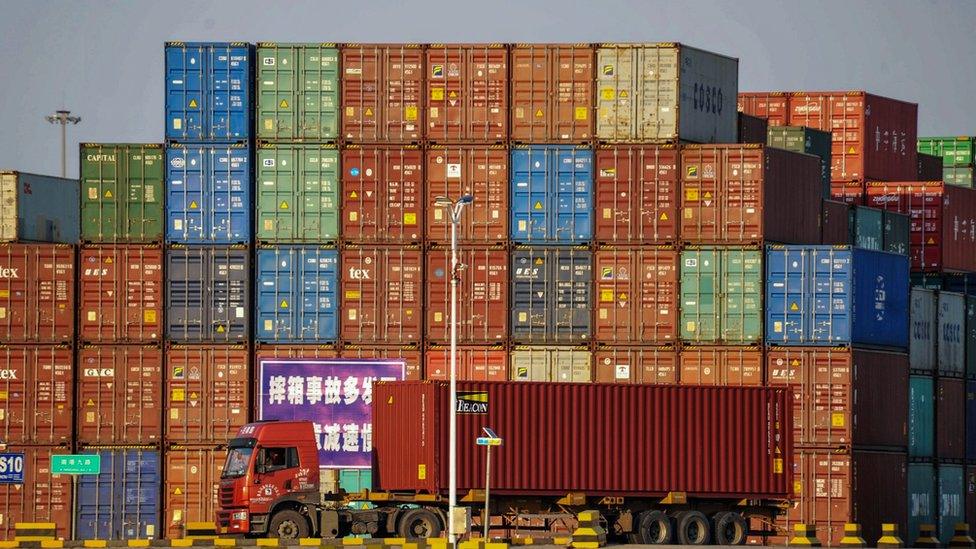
[45,110,82,178]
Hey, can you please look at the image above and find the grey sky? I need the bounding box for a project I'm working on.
[1,0,973,177]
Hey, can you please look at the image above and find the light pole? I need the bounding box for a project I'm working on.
[433,194,474,543]
[45,110,82,178]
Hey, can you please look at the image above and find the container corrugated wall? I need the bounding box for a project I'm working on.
[80,144,164,243]
[679,247,763,344]
[0,171,80,244]
[75,448,161,540]
[510,146,593,244]
[255,144,339,243]
[510,247,592,344]
[165,245,249,343]
[165,144,251,244]
[254,246,338,343]
[0,446,73,540]
[256,43,338,142]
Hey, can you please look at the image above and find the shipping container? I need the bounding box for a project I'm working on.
[255,246,338,343]
[884,210,911,255]
[917,152,944,180]
[593,247,678,344]
[166,143,251,244]
[340,44,424,143]
[593,144,678,244]
[75,448,160,540]
[0,171,79,243]
[256,43,338,142]
[908,462,937,545]
[918,137,975,166]
[510,44,594,142]
[340,245,422,344]
[341,146,423,244]
[910,375,935,459]
[938,464,965,544]
[76,345,162,446]
[937,377,966,461]
[166,245,249,343]
[911,288,937,373]
[596,43,738,143]
[968,380,976,462]
[680,247,763,344]
[79,244,163,343]
[969,296,976,378]
[425,345,507,381]
[0,243,74,344]
[939,291,966,377]
[425,246,507,344]
[592,346,678,384]
[511,247,592,344]
[509,346,592,382]
[0,446,72,540]
[680,346,763,386]
[970,467,976,541]
[788,91,918,182]
[830,181,865,205]
[255,144,339,243]
[737,92,789,126]
[943,165,975,188]
[0,345,72,445]
[766,125,832,199]
[80,144,164,243]
[338,345,423,381]
[765,246,910,348]
[163,446,226,539]
[254,344,339,362]
[510,145,593,244]
[425,146,508,244]
[820,200,851,245]
[851,205,883,250]
[165,344,249,444]
[680,145,822,244]
[425,44,508,142]
[737,112,768,144]
[911,273,976,296]
[165,42,251,142]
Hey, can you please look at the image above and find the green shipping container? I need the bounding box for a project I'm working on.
[767,125,832,199]
[910,375,935,458]
[255,144,340,242]
[680,247,762,344]
[256,43,339,142]
[850,205,883,251]
[908,462,936,545]
[943,166,975,188]
[938,464,965,544]
[918,137,975,166]
[883,210,911,255]
[80,143,164,242]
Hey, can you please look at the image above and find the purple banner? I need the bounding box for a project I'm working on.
[258,359,405,469]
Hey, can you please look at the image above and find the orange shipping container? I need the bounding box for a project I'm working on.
[0,243,74,344]
[679,346,764,386]
[425,44,508,143]
[341,146,424,244]
[510,44,594,142]
[593,247,678,344]
[165,344,249,445]
[426,246,507,344]
[340,246,423,344]
[425,345,507,381]
[425,146,508,245]
[593,346,678,384]
[76,345,162,445]
[339,345,422,381]
[738,92,789,127]
[340,44,424,143]
[594,145,679,244]
[0,345,72,445]
[163,446,226,539]
[78,244,163,343]
[0,446,72,540]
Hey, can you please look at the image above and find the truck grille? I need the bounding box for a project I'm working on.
[219,485,235,506]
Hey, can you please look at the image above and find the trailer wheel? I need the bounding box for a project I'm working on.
[712,512,747,545]
[397,508,443,539]
[675,510,712,545]
[269,509,311,539]
[636,510,674,544]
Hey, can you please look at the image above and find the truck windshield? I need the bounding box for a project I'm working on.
[222,440,256,478]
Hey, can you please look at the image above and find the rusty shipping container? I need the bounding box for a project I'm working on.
[340,246,422,345]
[0,243,74,344]
[738,92,789,126]
[163,446,226,540]
[593,247,678,344]
[425,146,508,245]
[339,345,422,381]
[79,245,162,343]
[0,345,72,446]
[425,44,507,142]
[594,145,679,244]
[76,345,162,446]
[426,246,507,344]
[341,146,424,244]
[165,344,249,445]
[0,446,73,540]
[680,144,822,244]
[509,346,592,382]
[937,377,966,461]
[738,112,768,143]
[820,200,851,245]
[425,345,507,382]
[680,346,764,386]
[592,346,678,384]
[341,44,424,143]
[510,44,594,142]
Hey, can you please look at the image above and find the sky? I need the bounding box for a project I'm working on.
[1,0,973,178]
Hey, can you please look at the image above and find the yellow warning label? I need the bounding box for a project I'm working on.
[518,312,527,322]
[848,146,856,154]
[599,308,608,320]
[773,458,784,474]
[280,299,289,309]
[703,191,712,199]
[189,201,198,209]
[279,99,289,109]
[431,88,444,101]
[773,321,783,333]
[104,257,113,264]
[405,106,418,121]
[87,411,95,423]
[171,409,179,420]
[603,207,612,219]
[104,190,113,199]
[600,88,615,101]
[172,388,185,402]
[279,200,289,210]
[144,310,157,323]
[346,107,355,117]
[264,119,274,130]
[533,201,544,210]
[534,258,543,265]
[618,292,627,301]
[174,487,183,496]
[791,359,800,366]
[686,321,697,332]
[346,290,361,300]
[349,211,359,222]
[87,399,94,407]
[790,302,800,311]
[831,412,845,427]
[927,237,935,244]
[418,464,426,480]
[190,392,198,401]
[365,107,373,117]
[404,212,417,225]
[188,99,198,109]
[216,325,225,333]
[349,191,358,199]
[449,91,457,99]
[660,212,669,221]
[574,107,588,121]
[619,90,628,98]
[434,312,443,322]
[535,109,544,118]
[685,189,700,201]
[601,289,614,302]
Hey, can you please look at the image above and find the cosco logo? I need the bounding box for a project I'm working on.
[693,83,723,115]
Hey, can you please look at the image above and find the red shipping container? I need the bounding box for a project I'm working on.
[76,345,162,445]
[680,145,822,244]
[165,344,249,445]
[0,243,74,344]
[679,346,764,386]
[424,345,507,381]
[339,345,422,381]
[821,199,852,245]
[788,91,918,182]
[0,345,72,445]
[593,346,678,384]
[425,44,508,143]
[510,44,594,142]
[375,381,793,498]
[340,245,423,344]
[918,153,943,181]
[937,377,966,461]
[830,181,865,205]
[340,44,424,143]
[593,247,678,344]
[425,146,508,245]
[0,446,72,540]
[425,246,507,344]
[254,344,339,362]
[79,244,163,343]
[866,181,976,272]
[164,446,226,539]
[341,146,424,244]
[738,92,789,126]
[738,112,769,144]
[766,347,908,450]
[594,145,679,244]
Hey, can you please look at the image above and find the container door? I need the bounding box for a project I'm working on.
[638,46,678,141]
[166,45,206,141]
[511,250,547,342]
[553,249,592,343]
[967,297,976,378]
[510,148,550,242]
[938,465,965,544]
[595,47,633,141]
[552,147,593,243]
[680,249,717,342]
[765,247,809,344]
[909,375,935,459]
[853,206,883,250]
[812,248,852,343]
[0,173,15,241]
[207,44,250,141]
[722,249,762,343]
[907,462,936,544]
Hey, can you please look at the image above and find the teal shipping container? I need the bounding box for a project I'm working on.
[680,247,763,344]
[851,206,883,251]
[908,462,936,545]
[884,210,911,255]
[938,464,965,544]
[909,375,935,458]
[767,125,832,199]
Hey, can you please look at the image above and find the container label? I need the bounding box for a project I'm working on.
[263,57,275,66]
[456,392,489,414]
[447,164,461,178]
[615,364,630,380]
[431,88,444,101]
[418,464,426,480]
[575,107,588,121]
[831,412,845,427]
[405,106,418,121]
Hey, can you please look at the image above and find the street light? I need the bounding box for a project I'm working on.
[433,193,474,543]
[45,110,82,178]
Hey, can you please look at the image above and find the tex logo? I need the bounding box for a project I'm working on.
[432,64,444,78]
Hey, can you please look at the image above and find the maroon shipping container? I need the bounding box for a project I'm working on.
[164,445,226,539]
[738,112,769,143]
[339,345,422,381]
[0,345,72,445]
[375,381,793,499]
[425,246,507,344]
[76,345,162,445]
[341,146,424,244]
[165,344,249,445]
[254,344,339,362]
[79,244,163,343]
[821,200,852,245]
[830,181,865,206]
[510,44,594,142]
[766,347,908,450]
[738,92,789,127]
[0,243,74,344]
[340,44,424,143]
[593,247,678,344]
[424,345,507,381]
[937,377,965,461]
[341,245,423,344]
[594,145,679,244]
[425,44,508,143]
[592,346,678,384]
[0,446,72,540]
[679,346,764,386]
[918,152,943,181]
[788,91,918,182]
[680,145,822,244]
[425,146,508,244]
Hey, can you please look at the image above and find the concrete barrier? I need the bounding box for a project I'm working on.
[789,523,822,547]
[876,523,904,548]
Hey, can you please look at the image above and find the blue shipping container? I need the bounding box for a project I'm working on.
[510,146,593,244]
[510,247,591,343]
[75,449,160,540]
[165,42,251,142]
[766,245,910,347]
[166,144,251,243]
[255,246,339,343]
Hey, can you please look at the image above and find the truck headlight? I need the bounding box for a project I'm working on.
[232,511,248,521]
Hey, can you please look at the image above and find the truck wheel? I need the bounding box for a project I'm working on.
[269,509,310,539]
[712,512,747,545]
[397,508,443,539]
[675,510,712,545]
[636,510,674,544]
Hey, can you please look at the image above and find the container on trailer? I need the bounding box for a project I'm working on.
[163,445,226,540]
[165,143,251,244]
[341,145,423,244]
[917,152,944,180]
[738,92,789,126]
[969,296,976,378]
[596,43,738,143]
[425,44,508,142]
[737,112,768,143]
[594,144,678,244]
[425,145,508,244]
[166,245,249,343]
[593,246,678,344]
[592,346,678,384]
[918,137,975,166]
[939,291,966,377]
[850,205,883,250]
[255,144,339,243]
[820,200,851,245]
[937,377,966,461]
[80,144,164,243]
[680,145,822,244]
[910,375,935,459]
[426,246,507,344]
[79,244,162,343]
[830,181,865,205]
[75,448,160,540]
[0,171,79,244]
[765,246,910,348]
[255,246,338,343]
[425,345,508,381]
[0,345,72,445]
[510,145,593,244]
[339,469,372,494]
[165,344,249,444]
[340,44,424,143]
[680,247,763,344]
[511,247,592,344]
[510,44,594,142]
[911,288,937,372]
[76,345,162,446]
[938,464,965,544]
[766,125,833,199]
[165,42,251,142]
[509,346,592,382]
[340,245,422,344]
[338,345,422,381]
[680,346,763,386]
[968,381,976,462]
[256,43,338,142]
[0,445,73,540]
[908,462,937,545]
[944,166,975,188]
[0,243,74,343]
[883,209,911,255]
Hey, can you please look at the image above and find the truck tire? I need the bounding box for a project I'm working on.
[269,509,311,539]
[635,510,674,544]
[675,510,712,545]
[397,508,443,539]
[712,512,747,545]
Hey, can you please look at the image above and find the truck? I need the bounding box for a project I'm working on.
[217,381,794,545]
